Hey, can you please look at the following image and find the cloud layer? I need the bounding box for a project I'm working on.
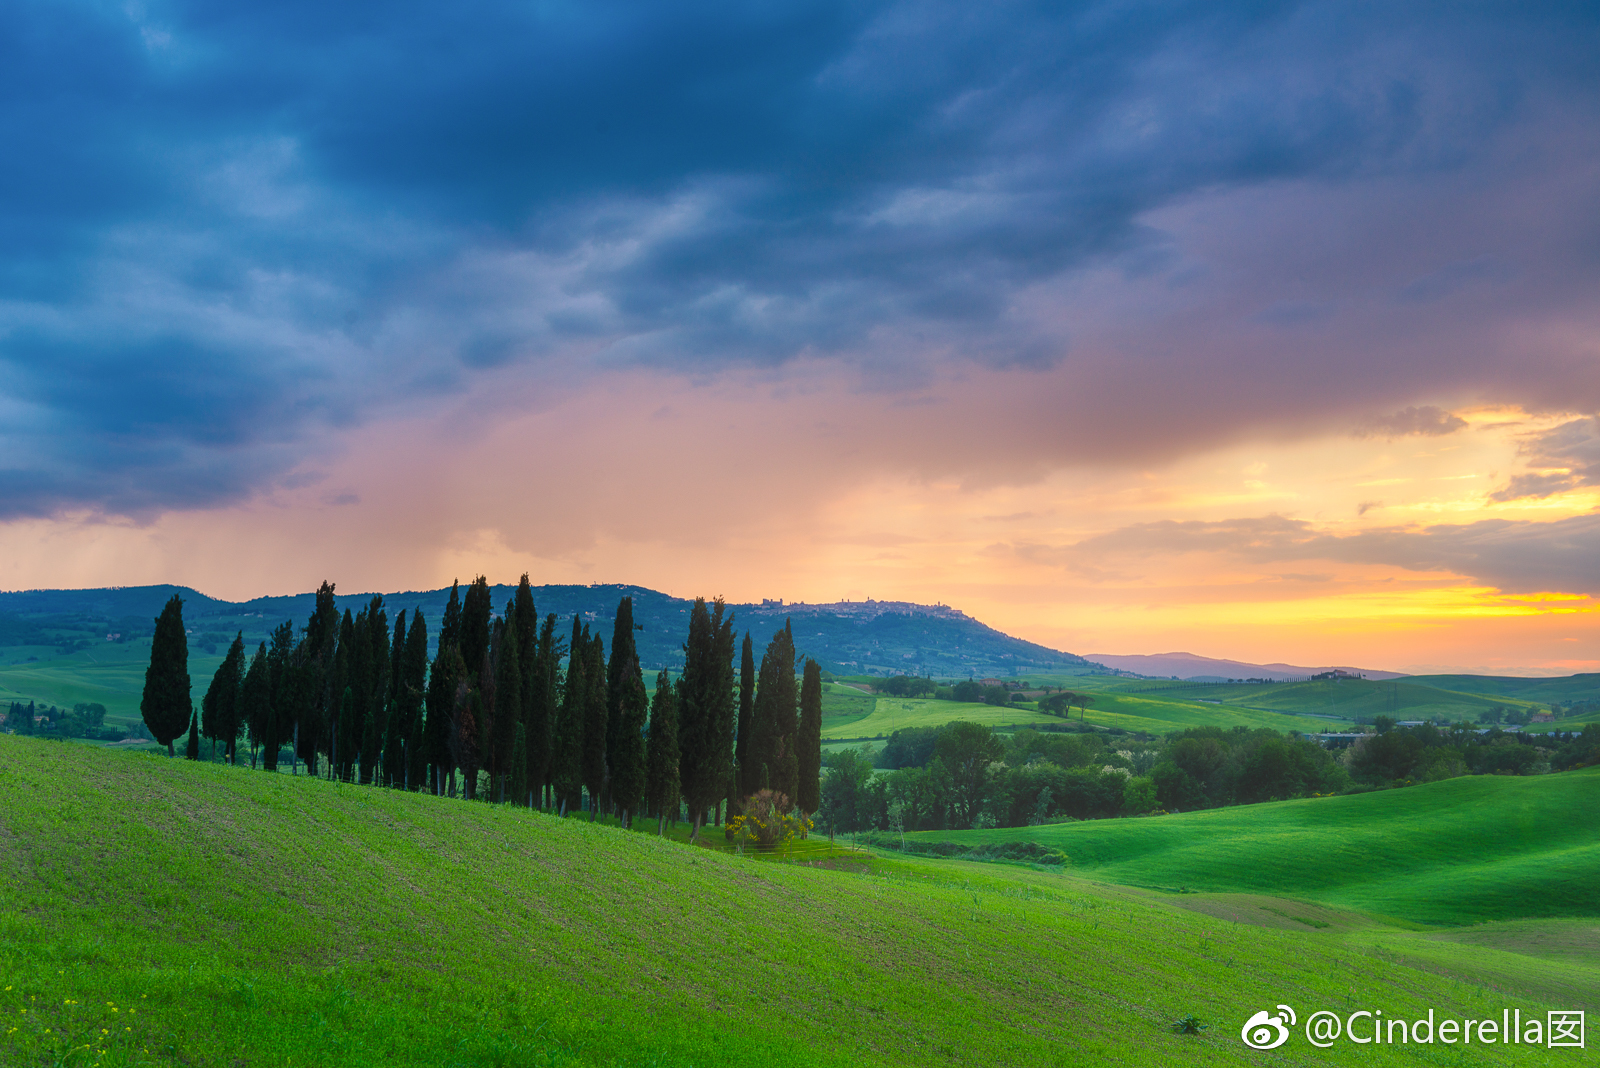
[1070,512,1600,597]
[3,1,1600,518]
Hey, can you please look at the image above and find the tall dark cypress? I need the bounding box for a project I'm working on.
[735,632,755,798]
[140,594,192,756]
[359,594,389,784]
[491,606,522,802]
[581,632,608,820]
[797,657,822,816]
[644,668,680,835]
[439,580,463,654]
[381,609,408,787]
[184,710,200,760]
[402,611,429,790]
[550,617,587,816]
[330,609,354,778]
[676,597,736,840]
[526,613,561,808]
[336,687,355,781]
[451,681,483,800]
[338,608,366,781]
[262,620,296,771]
[424,638,464,795]
[513,575,537,687]
[202,633,246,763]
[299,581,340,776]
[606,597,649,828]
[241,642,270,768]
[750,620,797,804]
[460,576,492,682]
[510,723,530,807]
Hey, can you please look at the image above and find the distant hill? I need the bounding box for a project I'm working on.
[1084,650,1408,681]
[0,584,1091,679]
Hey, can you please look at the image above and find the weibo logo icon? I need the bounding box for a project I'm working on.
[1241,1005,1297,1050]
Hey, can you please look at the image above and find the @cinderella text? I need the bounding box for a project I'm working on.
[1239,1006,1584,1050]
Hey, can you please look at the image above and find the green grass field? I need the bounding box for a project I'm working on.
[2,736,1585,1067]
[0,639,229,727]
[1056,675,1540,723]
[905,768,1600,926]
[821,697,1064,739]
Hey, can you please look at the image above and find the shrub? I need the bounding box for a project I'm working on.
[728,790,812,847]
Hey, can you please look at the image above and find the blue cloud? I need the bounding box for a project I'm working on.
[2,0,1599,516]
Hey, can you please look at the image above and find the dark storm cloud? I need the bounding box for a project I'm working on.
[1067,513,1600,595]
[2,0,1599,516]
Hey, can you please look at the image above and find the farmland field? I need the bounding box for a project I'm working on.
[903,767,1600,926]
[1,735,1583,1066]
[820,688,1353,740]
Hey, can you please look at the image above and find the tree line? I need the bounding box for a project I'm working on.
[138,578,824,838]
[819,717,1600,833]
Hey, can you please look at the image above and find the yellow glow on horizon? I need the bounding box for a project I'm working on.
[0,379,1593,675]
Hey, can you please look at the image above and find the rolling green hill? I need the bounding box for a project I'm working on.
[1061,675,1536,723]
[0,736,1576,1066]
[1406,673,1600,703]
[821,688,1354,741]
[905,768,1600,926]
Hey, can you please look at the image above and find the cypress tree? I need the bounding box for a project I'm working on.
[343,602,372,782]
[241,642,269,768]
[451,683,483,801]
[299,581,340,776]
[644,669,680,835]
[331,609,354,778]
[402,611,429,789]
[184,710,200,760]
[735,632,755,799]
[750,620,797,805]
[606,597,649,828]
[381,609,408,787]
[424,642,465,795]
[581,632,608,820]
[383,608,426,788]
[526,613,560,808]
[676,597,735,840]
[360,595,389,785]
[140,593,192,756]
[513,575,537,688]
[797,657,822,816]
[510,723,529,807]
[262,620,296,771]
[550,618,587,816]
[438,579,462,655]
[202,633,246,764]
[460,576,492,682]
[491,606,522,801]
[336,686,355,781]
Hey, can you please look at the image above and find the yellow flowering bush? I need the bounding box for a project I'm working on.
[727,789,812,848]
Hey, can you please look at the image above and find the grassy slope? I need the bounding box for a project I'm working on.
[906,768,1600,926]
[0,737,1573,1068]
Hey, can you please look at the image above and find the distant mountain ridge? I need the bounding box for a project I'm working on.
[0,584,1090,679]
[1084,650,1407,681]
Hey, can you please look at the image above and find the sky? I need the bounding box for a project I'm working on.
[2,1,1598,675]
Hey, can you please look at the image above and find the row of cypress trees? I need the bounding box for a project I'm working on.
[140,580,824,834]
